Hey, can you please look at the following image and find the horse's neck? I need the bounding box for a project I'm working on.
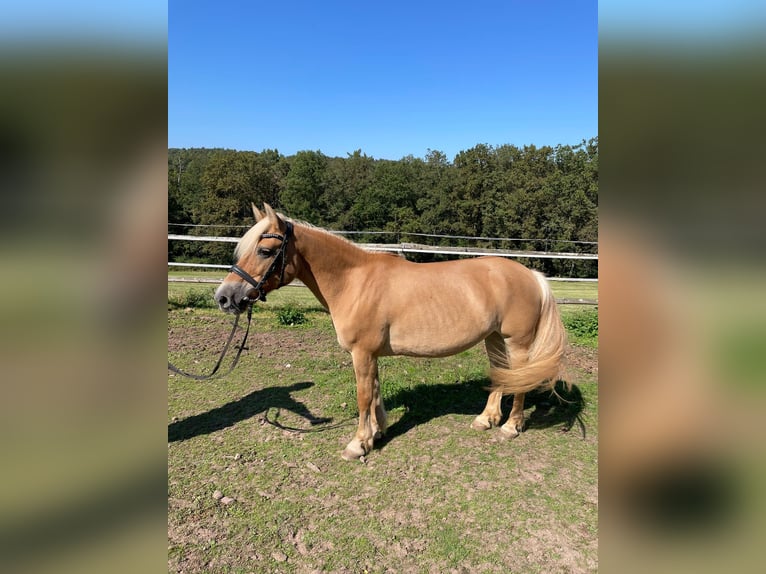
[294,225,368,311]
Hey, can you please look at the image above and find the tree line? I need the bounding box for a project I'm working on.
[169,138,597,277]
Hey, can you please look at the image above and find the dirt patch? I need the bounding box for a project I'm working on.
[168,312,338,359]
[565,344,598,379]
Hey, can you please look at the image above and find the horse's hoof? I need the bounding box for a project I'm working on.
[471,417,492,431]
[341,450,362,461]
[341,439,366,461]
[499,427,520,441]
[471,420,492,430]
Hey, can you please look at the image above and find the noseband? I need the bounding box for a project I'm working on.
[230,220,293,303]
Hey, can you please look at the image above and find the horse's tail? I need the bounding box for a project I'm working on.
[490,271,568,395]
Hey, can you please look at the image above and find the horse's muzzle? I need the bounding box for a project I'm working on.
[214,281,253,314]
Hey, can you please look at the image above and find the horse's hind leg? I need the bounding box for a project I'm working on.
[471,333,507,430]
[499,392,526,439]
[500,343,530,439]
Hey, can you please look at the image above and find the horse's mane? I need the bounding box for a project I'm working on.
[235,213,363,259]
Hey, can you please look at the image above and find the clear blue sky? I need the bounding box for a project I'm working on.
[169,0,597,161]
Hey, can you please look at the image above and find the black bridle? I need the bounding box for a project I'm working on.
[167,220,294,381]
[230,220,293,304]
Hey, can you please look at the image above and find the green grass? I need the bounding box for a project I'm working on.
[168,287,218,310]
[562,306,599,347]
[168,279,598,573]
[548,278,598,300]
[275,302,308,326]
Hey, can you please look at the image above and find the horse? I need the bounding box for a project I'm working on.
[214,204,567,461]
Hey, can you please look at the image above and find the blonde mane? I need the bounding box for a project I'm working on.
[234,214,362,260]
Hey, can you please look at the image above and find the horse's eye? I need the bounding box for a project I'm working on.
[257,248,273,258]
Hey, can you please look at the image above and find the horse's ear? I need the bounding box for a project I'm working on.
[252,203,264,222]
[263,203,278,222]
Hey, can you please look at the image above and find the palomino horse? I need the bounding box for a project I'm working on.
[215,204,567,460]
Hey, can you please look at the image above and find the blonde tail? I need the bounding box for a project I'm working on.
[491,272,568,394]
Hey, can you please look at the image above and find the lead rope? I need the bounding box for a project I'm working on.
[168,305,253,380]
[168,220,292,380]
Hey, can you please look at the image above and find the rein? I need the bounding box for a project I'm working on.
[167,306,253,380]
[167,221,293,381]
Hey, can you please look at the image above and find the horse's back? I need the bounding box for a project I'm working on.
[379,255,540,306]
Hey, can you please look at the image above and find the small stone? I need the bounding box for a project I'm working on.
[285,363,291,368]
[220,496,235,505]
[234,453,241,460]
[272,550,288,562]
[212,490,223,500]
[340,402,347,409]
[306,462,321,473]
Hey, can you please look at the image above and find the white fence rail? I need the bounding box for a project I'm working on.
[168,234,598,260]
[168,233,598,301]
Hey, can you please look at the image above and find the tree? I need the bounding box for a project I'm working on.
[453,144,499,238]
[322,150,376,229]
[414,149,458,240]
[280,150,328,223]
[195,151,274,262]
[252,148,287,210]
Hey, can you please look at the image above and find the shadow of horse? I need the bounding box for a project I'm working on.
[168,381,331,442]
[524,380,586,436]
[378,378,585,449]
[169,378,584,446]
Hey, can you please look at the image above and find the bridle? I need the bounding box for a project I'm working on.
[167,220,294,381]
[230,220,293,304]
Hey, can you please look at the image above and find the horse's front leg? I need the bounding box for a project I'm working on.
[342,350,379,461]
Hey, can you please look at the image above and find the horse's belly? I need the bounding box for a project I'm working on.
[387,337,481,358]
[386,314,493,357]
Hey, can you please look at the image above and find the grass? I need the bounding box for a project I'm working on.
[275,303,308,327]
[562,307,599,347]
[168,277,598,573]
[168,287,218,310]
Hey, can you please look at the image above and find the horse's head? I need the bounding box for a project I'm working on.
[214,203,296,314]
